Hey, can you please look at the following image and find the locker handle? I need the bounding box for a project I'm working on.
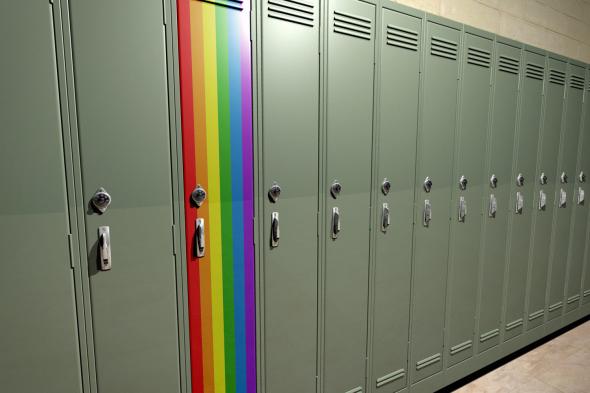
[195,218,205,258]
[271,212,280,248]
[423,200,432,227]
[489,194,497,218]
[332,207,341,239]
[98,226,112,271]
[458,196,467,222]
[515,192,524,214]
[381,203,390,232]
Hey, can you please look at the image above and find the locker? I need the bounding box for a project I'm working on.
[526,57,567,330]
[324,1,375,392]
[69,0,182,391]
[371,5,421,392]
[503,49,545,341]
[410,18,461,383]
[582,70,590,306]
[177,1,256,392]
[258,0,321,392]
[477,40,521,352]
[446,29,493,367]
[547,62,586,317]
[0,2,83,392]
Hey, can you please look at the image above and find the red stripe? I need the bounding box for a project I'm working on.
[177,0,203,392]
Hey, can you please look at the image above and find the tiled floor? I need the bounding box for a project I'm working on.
[454,321,590,393]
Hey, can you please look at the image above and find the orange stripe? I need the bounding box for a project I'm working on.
[190,3,214,391]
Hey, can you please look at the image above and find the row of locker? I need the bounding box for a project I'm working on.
[255,0,590,392]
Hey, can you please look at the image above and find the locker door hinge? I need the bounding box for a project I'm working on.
[67,233,75,269]
[162,0,169,25]
[171,225,177,255]
[250,11,254,42]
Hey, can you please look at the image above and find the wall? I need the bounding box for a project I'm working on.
[392,0,590,63]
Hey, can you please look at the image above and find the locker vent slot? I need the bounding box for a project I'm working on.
[567,294,581,304]
[505,318,523,331]
[549,69,566,85]
[569,75,585,90]
[343,387,363,393]
[450,340,473,355]
[548,301,563,312]
[200,0,244,10]
[268,0,314,27]
[498,55,519,75]
[333,10,372,40]
[584,289,590,297]
[528,309,544,321]
[376,369,405,388]
[525,63,544,80]
[467,47,491,68]
[479,328,499,342]
[430,36,458,60]
[416,353,441,370]
[386,24,418,51]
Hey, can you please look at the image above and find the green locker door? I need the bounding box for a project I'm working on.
[69,1,181,391]
[547,62,586,318]
[371,6,421,392]
[260,1,320,391]
[563,65,587,313]
[324,1,375,392]
[582,69,590,306]
[526,57,567,330]
[477,41,521,352]
[504,49,545,341]
[446,30,493,366]
[410,19,461,383]
[0,2,83,392]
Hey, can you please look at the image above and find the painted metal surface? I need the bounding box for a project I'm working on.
[0,2,83,392]
[177,1,256,392]
[582,69,590,306]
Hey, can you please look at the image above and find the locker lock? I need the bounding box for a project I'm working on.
[540,173,548,185]
[580,171,586,183]
[561,172,568,184]
[268,183,281,203]
[516,173,525,187]
[459,176,468,190]
[490,174,498,188]
[381,179,391,195]
[191,185,207,207]
[91,187,112,214]
[423,177,433,193]
[330,181,342,199]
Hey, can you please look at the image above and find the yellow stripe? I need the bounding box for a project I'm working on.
[203,8,226,393]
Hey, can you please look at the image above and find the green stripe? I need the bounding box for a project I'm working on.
[216,8,236,393]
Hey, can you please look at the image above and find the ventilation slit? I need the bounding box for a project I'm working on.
[549,69,566,85]
[570,75,585,90]
[430,36,458,60]
[498,55,519,75]
[525,63,544,80]
[467,47,491,68]
[386,24,418,51]
[200,0,244,10]
[268,0,314,27]
[333,10,372,40]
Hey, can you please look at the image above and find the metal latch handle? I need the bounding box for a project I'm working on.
[332,207,341,239]
[271,212,280,247]
[423,199,432,227]
[381,203,390,232]
[195,218,205,257]
[98,226,112,271]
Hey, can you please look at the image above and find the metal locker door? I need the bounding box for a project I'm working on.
[0,2,83,392]
[526,57,566,330]
[259,1,320,392]
[582,70,590,306]
[410,19,461,383]
[177,1,256,392]
[324,1,375,392]
[547,62,586,319]
[503,49,544,341]
[371,6,421,392]
[446,30,493,367]
[563,65,587,314]
[68,1,181,391]
[526,57,568,326]
[477,41,521,352]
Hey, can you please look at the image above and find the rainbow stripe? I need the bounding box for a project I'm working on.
[177,1,255,392]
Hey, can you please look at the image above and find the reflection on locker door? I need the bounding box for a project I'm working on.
[69,0,182,391]
[547,62,585,320]
[565,66,588,314]
[526,57,566,331]
[0,2,83,392]
[259,0,320,392]
[178,0,256,392]
[410,19,461,383]
[478,40,521,353]
[371,6,420,393]
[324,1,375,392]
[446,30,493,367]
[503,49,544,341]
